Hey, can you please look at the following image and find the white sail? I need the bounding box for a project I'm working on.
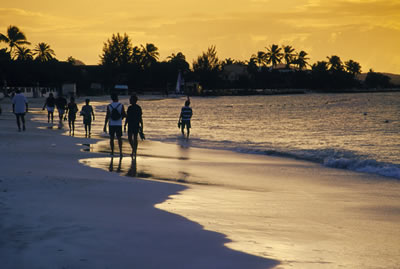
[175,71,182,94]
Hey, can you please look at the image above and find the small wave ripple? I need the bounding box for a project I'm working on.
[150,135,400,180]
[323,158,400,179]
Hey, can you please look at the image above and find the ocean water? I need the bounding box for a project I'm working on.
[118,92,400,179]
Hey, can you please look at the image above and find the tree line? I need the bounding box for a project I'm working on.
[0,25,395,95]
[0,26,56,62]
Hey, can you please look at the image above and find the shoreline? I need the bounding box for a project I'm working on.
[80,133,400,268]
[2,87,400,102]
[200,87,400,96]
[1,96,400,268]
[0,98,279,268]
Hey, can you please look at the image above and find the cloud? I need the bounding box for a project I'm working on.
[0,8,49,30]
[296,0,400,28]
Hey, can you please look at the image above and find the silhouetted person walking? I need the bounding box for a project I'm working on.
[55,94,67,128]
[80,98,95,137]
[65,96,78,136]
[12,90,28,132]
[42,93,55,123]
[124,94,143,158]
[104,94,126,156]
[179,98,193,139]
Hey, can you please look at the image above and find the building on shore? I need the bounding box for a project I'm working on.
[2,85,57,98]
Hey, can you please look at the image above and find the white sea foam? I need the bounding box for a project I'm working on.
[323,157,400,179]
[151,134,400,179]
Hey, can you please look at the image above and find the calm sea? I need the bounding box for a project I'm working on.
[93,92,400,179]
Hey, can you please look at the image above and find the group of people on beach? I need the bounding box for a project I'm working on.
[43,93,95,137]
[103,94,143,158]
[103,94,192,158]
[11,91,193,159]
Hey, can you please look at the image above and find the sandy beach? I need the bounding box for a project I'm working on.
[0,97,279,269]
[1,96,400,269]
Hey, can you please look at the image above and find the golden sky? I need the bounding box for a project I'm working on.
[1,0,399,73]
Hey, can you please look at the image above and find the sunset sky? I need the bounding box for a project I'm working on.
[1,0,399,73]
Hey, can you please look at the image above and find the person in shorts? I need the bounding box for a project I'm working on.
[124,94,143,158]
[80,98,95,137]
[178,98,193,139]
[104,94,126,156]
[42,93,55,123]
[12,90,28,132]
[55,94,67,127]
[65,96,79,136]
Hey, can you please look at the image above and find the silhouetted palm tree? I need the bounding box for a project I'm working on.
[167,52,190,73]
[327,55,343,72]
[282,45,295,68]
[167,52,185,62]
[140,43,159,68]
[33,42,56,62]
[0,48,11,62]
[312,61,329,72]
[235,60,246,65]
[222,58,235,65]
[251,51,266,70]
[246,57,258,75]
[345,60,362,76]
[293,50,309,70]
[265,44,283,68]
[15,46,33,61]
[131,46,144,66]
[0,25,30,58]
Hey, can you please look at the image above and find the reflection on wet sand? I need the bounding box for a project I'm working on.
[80,155,194,184]
[81,139,191,160]
[123,157,154,178]
[126,158,137,177]
[108,157,122,172]
[38,126,56,130]
[79,139,198,184]
[79,140,253,187]
[38,125,91,138]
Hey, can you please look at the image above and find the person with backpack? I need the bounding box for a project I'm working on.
[104,94,126,156]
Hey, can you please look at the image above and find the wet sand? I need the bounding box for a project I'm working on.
[82,138,400,269]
